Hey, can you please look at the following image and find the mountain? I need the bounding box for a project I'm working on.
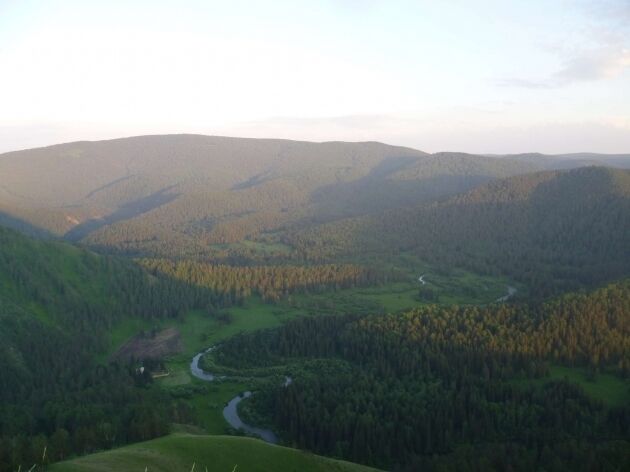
[289,166,630,297]
[1,135,628,259]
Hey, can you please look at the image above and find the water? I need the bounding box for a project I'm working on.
[190,347,216,381]
[190,347,289,444]
[222,392,279,444]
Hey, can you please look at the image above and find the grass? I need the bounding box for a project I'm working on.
[99,260,520,440]
[512,365,630,408]
[548,365,630,407]
[103,299,302,364]
[50,433,380,472]
[101,298,308,435]
[187,380,249,434]
[285,269,517,316]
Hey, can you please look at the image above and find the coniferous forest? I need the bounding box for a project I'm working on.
[214,281,630,470]
[0,137,628,472]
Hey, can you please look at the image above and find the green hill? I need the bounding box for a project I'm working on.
[49,434,379,472]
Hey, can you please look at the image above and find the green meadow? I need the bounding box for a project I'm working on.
[50,434,380,472]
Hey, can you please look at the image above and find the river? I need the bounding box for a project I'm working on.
[189,347,284,444]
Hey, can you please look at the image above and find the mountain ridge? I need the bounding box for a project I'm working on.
[0,134,629,260]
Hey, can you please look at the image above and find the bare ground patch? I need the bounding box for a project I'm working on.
[112,327,182,361]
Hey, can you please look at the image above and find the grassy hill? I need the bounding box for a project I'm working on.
[49,434,379,472]
[2,134,627,259]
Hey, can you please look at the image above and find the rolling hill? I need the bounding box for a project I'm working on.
[1,135,628,259]
[49,434,379,472]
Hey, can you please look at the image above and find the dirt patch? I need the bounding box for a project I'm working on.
[112,327,182,361]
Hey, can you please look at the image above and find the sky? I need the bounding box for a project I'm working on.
[0,0,629,154]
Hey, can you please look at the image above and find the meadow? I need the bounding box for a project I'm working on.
[50,434,380,472]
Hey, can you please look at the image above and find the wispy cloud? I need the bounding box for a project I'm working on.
[556,48,630,81]
[498,47,630,89]
[498,1,630,89]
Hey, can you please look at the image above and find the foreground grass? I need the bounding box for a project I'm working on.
[50,433,379,472]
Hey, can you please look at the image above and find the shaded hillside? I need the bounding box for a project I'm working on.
[2,135,626,259]
[290,167,630,297]
[0,227,218,470]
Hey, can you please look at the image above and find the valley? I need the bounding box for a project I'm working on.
[0,136,628,471]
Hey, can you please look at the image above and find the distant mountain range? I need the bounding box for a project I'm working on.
[0,134,628,259]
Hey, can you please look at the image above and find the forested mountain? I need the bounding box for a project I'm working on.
[290,167,630,297]
[1,136,629,471]
[0,227,219,470]
[1,135,628,259]
[212,279,630,470]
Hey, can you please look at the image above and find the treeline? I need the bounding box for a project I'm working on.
[138,258,391,303]
[213,279,630,470]
[288,167,630,298]
[0,227,211,471]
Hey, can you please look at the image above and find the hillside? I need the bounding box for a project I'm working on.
[1,135,627,259]
[50,434,379,472]
[208,279,630,470]
[289,167,630,297]
[0,227,219,471]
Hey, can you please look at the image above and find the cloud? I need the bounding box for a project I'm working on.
[555,48,630,81]
[494,78,557,89]
[498,1,630,89]
[498,47,630,88]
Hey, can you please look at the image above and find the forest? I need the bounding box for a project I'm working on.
[138,258,394,303]
[288,167,630,298]
[0,227,219,470]
[211,280,630,470]
[0,137,629,471]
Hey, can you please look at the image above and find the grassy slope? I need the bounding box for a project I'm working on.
[50,434,379,472]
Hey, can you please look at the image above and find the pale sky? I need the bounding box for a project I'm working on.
[1,0,629,154]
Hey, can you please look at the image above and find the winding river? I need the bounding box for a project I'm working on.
[190,347,218,381]
[417,273,517,304]
[193,280,514,444]
[190,347,283,444]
